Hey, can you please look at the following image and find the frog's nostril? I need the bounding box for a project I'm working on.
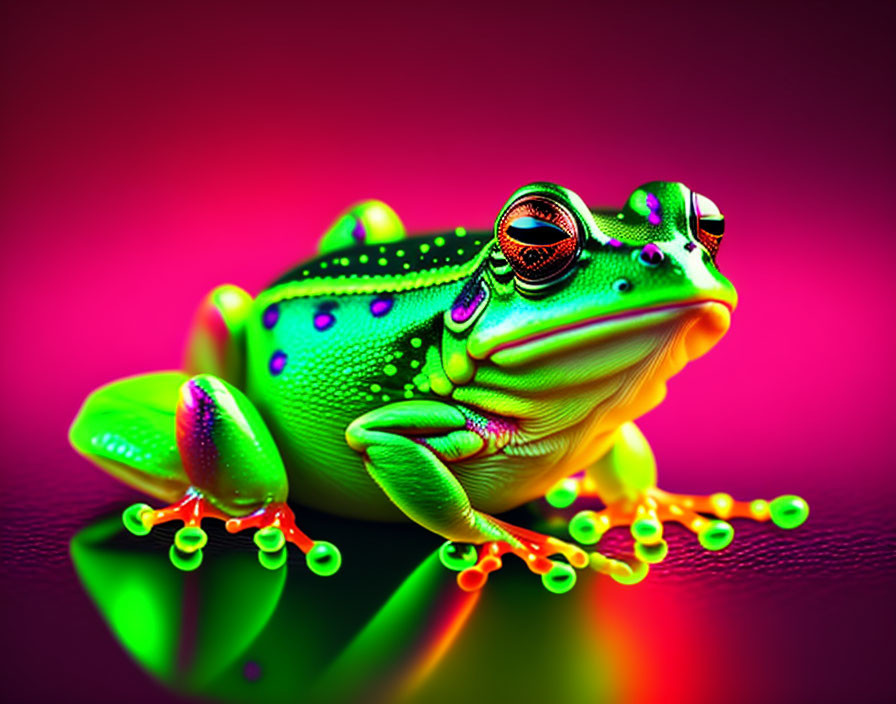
[613,278,632,293]
[639,243,664,267]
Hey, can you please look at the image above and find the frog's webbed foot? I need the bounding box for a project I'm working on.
[438,517,636,594]
[224,503,341,575]
[117,374,341,574]
[123,490,226,571]
[567,489,809,580]
[124,493,341,574]
[546,423,809,583]
[439,519,586,594]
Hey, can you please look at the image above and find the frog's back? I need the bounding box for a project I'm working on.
[245,229,489,518]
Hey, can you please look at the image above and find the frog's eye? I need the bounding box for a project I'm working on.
[690,192,725,260]
[496,195,583,286]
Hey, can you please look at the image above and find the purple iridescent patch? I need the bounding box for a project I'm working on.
[640,242,664,265]
[262,304,279,329]
[269,350,287,375]
[607,238,622,247]
[451,284,486,324]
[646,193,662,226]
[370,297,393,317]
[351,218,366,243]
[178,381,219,477]
[313,312,335,331]
[684,241,697,252]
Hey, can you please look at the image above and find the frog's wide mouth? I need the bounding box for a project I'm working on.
[476,299,733,368]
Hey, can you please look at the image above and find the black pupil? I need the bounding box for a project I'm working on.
[506,218,569,246]
[699,216,725,236]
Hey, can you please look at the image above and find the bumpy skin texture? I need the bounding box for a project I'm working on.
[70,182,808,587]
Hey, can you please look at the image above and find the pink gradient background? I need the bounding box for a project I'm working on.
[1,1,894,702]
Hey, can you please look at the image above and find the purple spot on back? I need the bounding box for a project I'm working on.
[313,312,335,331]
[370,297,393,317]
[351,218,366,242]
[262,304,279,329]
[608,238,622,247]
[684,241,697,252]
[243,661,262,681]
[269,350,287,375]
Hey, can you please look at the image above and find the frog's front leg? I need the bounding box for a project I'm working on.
[346,401,632,593]
[547,422,809,583]
[71,373,341,574]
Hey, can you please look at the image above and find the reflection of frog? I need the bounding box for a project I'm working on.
[70,181,808,592]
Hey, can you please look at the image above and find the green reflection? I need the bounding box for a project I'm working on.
[71,516,286,689]
[70,512,471,702]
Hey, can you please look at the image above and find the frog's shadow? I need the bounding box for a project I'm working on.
[70,505,487,704]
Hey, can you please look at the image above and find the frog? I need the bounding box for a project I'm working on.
[69,181,808,593]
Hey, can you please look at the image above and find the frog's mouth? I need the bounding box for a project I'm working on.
[476,299,733,368]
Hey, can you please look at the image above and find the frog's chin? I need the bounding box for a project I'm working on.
[480,300,732,368]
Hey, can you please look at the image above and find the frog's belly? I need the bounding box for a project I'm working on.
[258,350,675,521]
[269,410,409,521]
[264,390,631,522]
[272,399,624,521]
[250,365,629,521]
[254,310,691,521]
[274,421,613,522]
[453,427,618,514]
[449,321,689,512]
[451,375,668,514]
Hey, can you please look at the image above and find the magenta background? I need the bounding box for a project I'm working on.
[1,1,894,702]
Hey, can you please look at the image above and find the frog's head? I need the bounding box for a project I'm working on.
[459,182,737,378]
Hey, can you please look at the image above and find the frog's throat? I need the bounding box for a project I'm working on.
[476,300,732,368]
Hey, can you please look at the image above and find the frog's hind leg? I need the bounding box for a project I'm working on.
[70,371,192,503]
[153,374,341,574]
[71,373,341,574]
[317,200,405,254]
[549,422,809,583]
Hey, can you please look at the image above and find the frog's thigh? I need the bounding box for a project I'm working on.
[585,422,658,504]
[70,372,191,503]
[346,401,507,544]
[183,284,252,386]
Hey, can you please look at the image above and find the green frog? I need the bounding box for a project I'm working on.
[69,181,808,593]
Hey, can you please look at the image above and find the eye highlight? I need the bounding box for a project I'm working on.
[497,195,582,285]
[505,217,569,246]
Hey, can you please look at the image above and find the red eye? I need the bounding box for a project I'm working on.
[691,192,725,260]
[496,195,582,285]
